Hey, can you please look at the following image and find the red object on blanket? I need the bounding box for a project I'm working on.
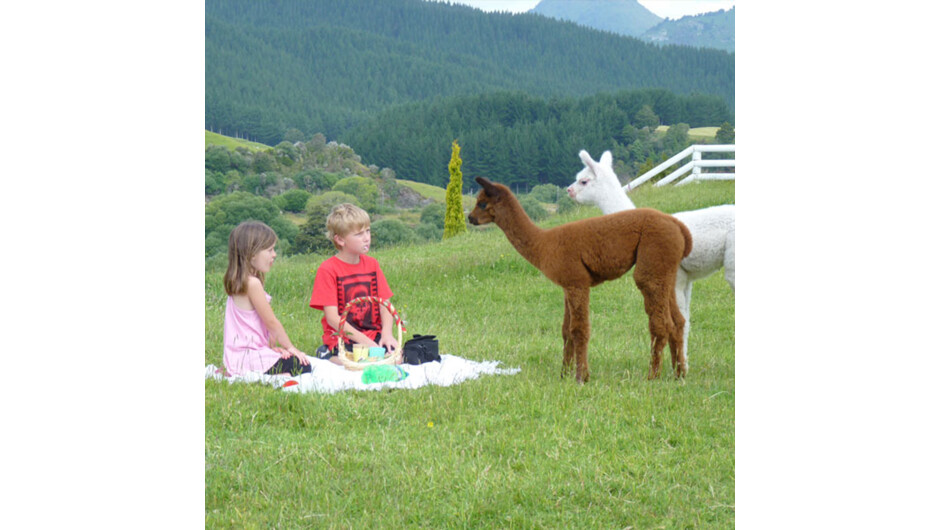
[282,380,299,388]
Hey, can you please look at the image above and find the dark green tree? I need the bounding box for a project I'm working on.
[716,121,735,144]
[634,104,660,131]
[283,128,305,143]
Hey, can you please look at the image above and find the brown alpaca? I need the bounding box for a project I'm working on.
[468,177,693,383]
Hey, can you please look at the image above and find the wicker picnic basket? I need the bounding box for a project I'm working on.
[335,296,405,371]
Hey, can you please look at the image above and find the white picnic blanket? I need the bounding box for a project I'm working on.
[205,354,520,394]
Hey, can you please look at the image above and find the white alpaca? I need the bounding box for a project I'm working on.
[566,150,735,368]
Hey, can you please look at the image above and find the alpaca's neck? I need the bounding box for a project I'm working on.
[494,195,545,267]
[596,184,635,215]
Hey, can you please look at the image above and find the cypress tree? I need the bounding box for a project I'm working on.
[443,140,467,240]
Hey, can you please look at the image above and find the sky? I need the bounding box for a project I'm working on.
[429,0,735,20]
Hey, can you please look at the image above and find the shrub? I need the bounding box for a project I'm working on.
[223,170,242,193]
[556,195,578,215]
[252,151,277,173]
[518,195,548,222]
[206,169,226,196]
[332,176,378,212]
[293,192,362,255]
[304,191,360,215]
[415,222,443,241]
[268,216,299,255]
[371,219,418,248]
[529,184,562,204]
[273,189,312,213]
[205,145,231,173]
[292,169,341,193]
[204,192,296,257]
[229,150,250,172]
[420,202,446,229]
[274,141,299,166]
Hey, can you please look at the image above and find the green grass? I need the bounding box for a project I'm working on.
[205,130,271,152]
[397,179,447,203]
[653,126,719,142]
[688,127,720,141]
[206,181,735,527]
[397,179,477,210]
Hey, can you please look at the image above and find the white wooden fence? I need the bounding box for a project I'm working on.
[627,144,735,189]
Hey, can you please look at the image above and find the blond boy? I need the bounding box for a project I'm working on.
[309,204,400,363]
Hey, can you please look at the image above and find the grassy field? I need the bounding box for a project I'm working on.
[398,178,477,210]
[205,130,271,152]
[654,126,719,142]
[205,181,735,527]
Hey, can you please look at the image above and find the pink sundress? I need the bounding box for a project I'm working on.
[222,293,282,376]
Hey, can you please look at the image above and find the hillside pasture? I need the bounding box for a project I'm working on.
[205,129,271,152]
[397,178,477,210]
[205,181,735,527]
[655,125,720,142]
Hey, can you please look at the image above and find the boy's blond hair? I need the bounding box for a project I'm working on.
[326,203,370,250]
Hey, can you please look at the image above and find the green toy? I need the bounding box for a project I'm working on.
[361,364,408,384]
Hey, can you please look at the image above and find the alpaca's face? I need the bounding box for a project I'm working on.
[566,165,598,204]
[467,190,496,225]
[568,150,624,206]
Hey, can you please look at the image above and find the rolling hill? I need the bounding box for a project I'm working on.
[206,0,734,145]
[640,8,735,52]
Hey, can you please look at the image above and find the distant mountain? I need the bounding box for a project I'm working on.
[640,8,734,52]
[529,0,662,37]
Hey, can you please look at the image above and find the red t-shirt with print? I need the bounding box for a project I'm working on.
[309,255,393,348]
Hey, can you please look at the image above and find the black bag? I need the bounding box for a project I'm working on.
[402,334,441,365]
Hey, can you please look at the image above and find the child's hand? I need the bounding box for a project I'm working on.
[273,346,292,359]
[379,336,400,355]
[290,346,309,365]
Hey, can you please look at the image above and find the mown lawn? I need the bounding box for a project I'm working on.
[205,180,735,527]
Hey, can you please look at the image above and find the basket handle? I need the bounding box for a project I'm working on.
[335,296,405,359]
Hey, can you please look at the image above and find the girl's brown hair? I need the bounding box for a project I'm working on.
[223,221,278,295]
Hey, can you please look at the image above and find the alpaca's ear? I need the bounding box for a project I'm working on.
[600,151,613,168]
[476,177,501,197]
[580,150,601,175]
[579,150,595,168]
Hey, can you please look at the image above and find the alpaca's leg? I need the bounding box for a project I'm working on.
[648,336,663,379]
[724,229,735,294]
[667,278,687,378]
[634,276,672,380]
[561,299,574,378]
[634,252,680,380]
[564,288,591,383]
[675,268,692,371]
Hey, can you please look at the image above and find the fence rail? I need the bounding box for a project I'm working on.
[627,144,735,189]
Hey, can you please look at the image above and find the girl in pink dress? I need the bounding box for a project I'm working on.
[222,221,309,377]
